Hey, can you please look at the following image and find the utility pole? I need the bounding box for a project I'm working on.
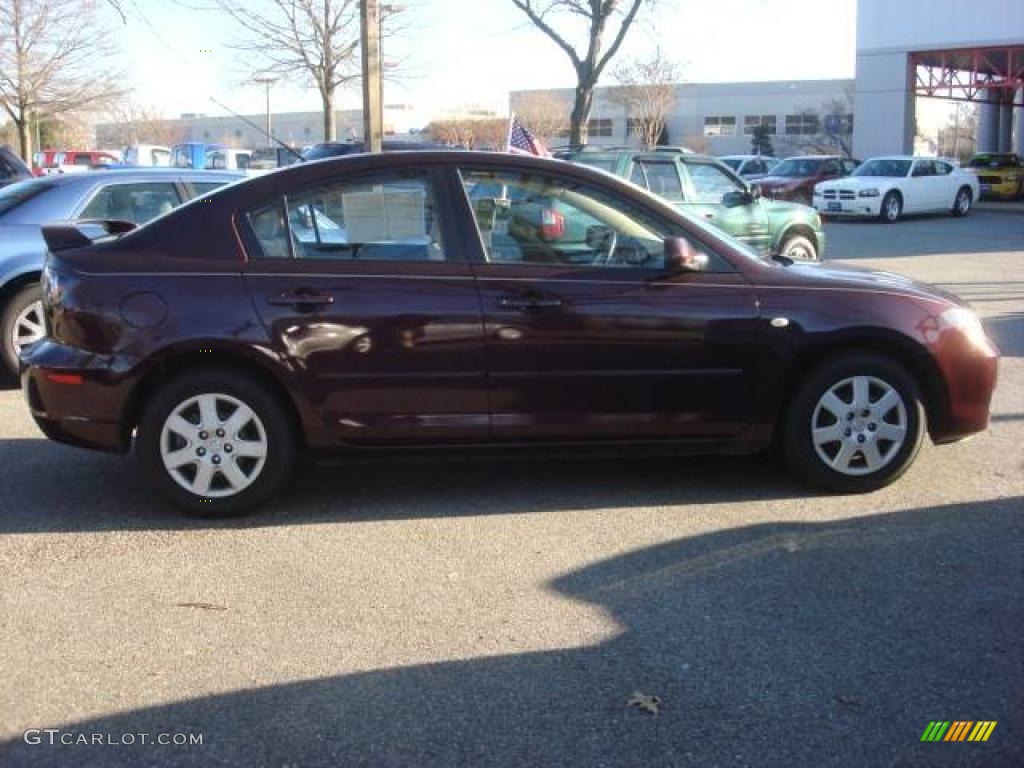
[254,77,276,147]
[360,0,383,152]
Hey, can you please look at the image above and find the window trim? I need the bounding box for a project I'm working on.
[237,166,462,266]
[451,163,735,274]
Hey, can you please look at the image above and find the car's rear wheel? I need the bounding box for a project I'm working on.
[879,191,902,222]
[783,352,925,493]
[779,233,818,261]
[136,369,296,516]
[1,283,44,377]
[952,186,972,216]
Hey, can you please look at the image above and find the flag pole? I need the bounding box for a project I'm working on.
[506,111,515,153]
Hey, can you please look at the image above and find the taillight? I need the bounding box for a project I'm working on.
[540,207,565,241]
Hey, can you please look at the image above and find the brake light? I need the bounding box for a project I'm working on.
[45,373,83,385]
[540,207,565,241]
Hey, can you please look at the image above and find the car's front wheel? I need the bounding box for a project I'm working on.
[783,352,925,493]
[879,191,902,223]
[136,369,296,516]
[1,283,44,377]
[779,233,818,261]
[952,186,972,216]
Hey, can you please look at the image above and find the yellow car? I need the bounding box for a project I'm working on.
[966,153,1023,199]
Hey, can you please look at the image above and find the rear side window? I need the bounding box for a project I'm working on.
[79,182,182,224]
[245,170,447,263]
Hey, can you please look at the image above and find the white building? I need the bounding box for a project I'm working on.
[854,0,1024,158]
[511,80,854,156]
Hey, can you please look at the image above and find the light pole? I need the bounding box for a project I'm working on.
[360,0,383,153]
[254,77,276,147]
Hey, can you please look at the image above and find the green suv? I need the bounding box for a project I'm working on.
[559,149,825,260]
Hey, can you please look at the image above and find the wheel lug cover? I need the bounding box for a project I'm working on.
[857,435,865,443]
[197,447,206,457]
[212,455,221,465]
[199,431,209,440]
[224,444,233,453]
[844,428,852,437]
[216,429,225,437]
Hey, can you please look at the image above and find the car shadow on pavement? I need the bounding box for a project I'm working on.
[0,438,819,533]
[2,497,1020,768]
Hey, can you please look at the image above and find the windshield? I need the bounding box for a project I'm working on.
[568,155,618,174]
[968,154,1017,168]
[0,178,55,217]
[719,158,742,170]
[769,158,824,177]
[852,159,912,178]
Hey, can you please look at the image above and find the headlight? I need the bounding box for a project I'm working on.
[858,189,880,197]
[942,307,995,353]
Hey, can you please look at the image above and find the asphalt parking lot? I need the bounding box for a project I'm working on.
[0,208,1021,767]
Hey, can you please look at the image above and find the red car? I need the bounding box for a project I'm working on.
[22,152,998,515]
[756,156,860,206]
[33,149,120,175]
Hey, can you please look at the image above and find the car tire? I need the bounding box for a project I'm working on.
[779,233,818,261]
[136,369,296,516]
[879,191,902,223]
[951,186,972,217]
[1,283,44,378]
[782,352,925,493]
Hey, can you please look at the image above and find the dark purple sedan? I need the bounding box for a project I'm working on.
[21,151,999,515]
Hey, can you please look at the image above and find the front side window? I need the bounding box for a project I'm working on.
[912,160,936,177]
[934,161,952,176]
[683,163,743,204]
[459,168,722,271]
[79,182,182,223]
[638,161,683,201]
[245,170,445,263]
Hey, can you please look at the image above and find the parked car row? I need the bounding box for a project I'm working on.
[18,151,998,516]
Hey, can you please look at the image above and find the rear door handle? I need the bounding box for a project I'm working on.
[498,295,563,311]
[267,289,334,309]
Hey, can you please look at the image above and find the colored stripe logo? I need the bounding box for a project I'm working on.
[921,721,997,742]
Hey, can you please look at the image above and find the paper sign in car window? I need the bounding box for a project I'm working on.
[342,189,427,242]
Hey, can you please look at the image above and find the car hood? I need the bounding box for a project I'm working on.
[756,176,805,188]
[765,260,965,307]
[759,197,815,215]
[816,176,899,191]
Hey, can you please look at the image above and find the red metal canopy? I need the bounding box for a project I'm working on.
[911,45,1024,105]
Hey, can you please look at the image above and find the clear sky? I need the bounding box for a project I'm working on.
[106,0,858,121]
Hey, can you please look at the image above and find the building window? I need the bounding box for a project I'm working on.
[785,114,820,135]
[587,118,613,138]
[823,113,854,134]
[703,116,736,137]
[743,115,777,135]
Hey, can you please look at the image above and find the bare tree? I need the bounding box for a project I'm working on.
[198,1,400,143]
[510,0,649,146]
[796,86,855,157]
[512,92,570,145]
[607,48,678,149]
[426,118,508,150]
[99,100,187,147]
[0,0,126,160]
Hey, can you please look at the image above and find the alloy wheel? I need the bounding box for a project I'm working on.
[160,393,268,497]
[11,300,45,355]
[885,196,900,221]
[810,375,908,476]
[957,190,971,214]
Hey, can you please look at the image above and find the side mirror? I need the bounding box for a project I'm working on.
[664,237,708,272]
[721,190,751,208]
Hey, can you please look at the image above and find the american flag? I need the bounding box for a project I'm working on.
[507,115,550,157]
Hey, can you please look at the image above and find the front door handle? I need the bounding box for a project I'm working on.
[498,295,563,311]
[267,289,334,310]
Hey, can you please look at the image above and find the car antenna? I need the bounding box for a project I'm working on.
[206,94,305,163]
